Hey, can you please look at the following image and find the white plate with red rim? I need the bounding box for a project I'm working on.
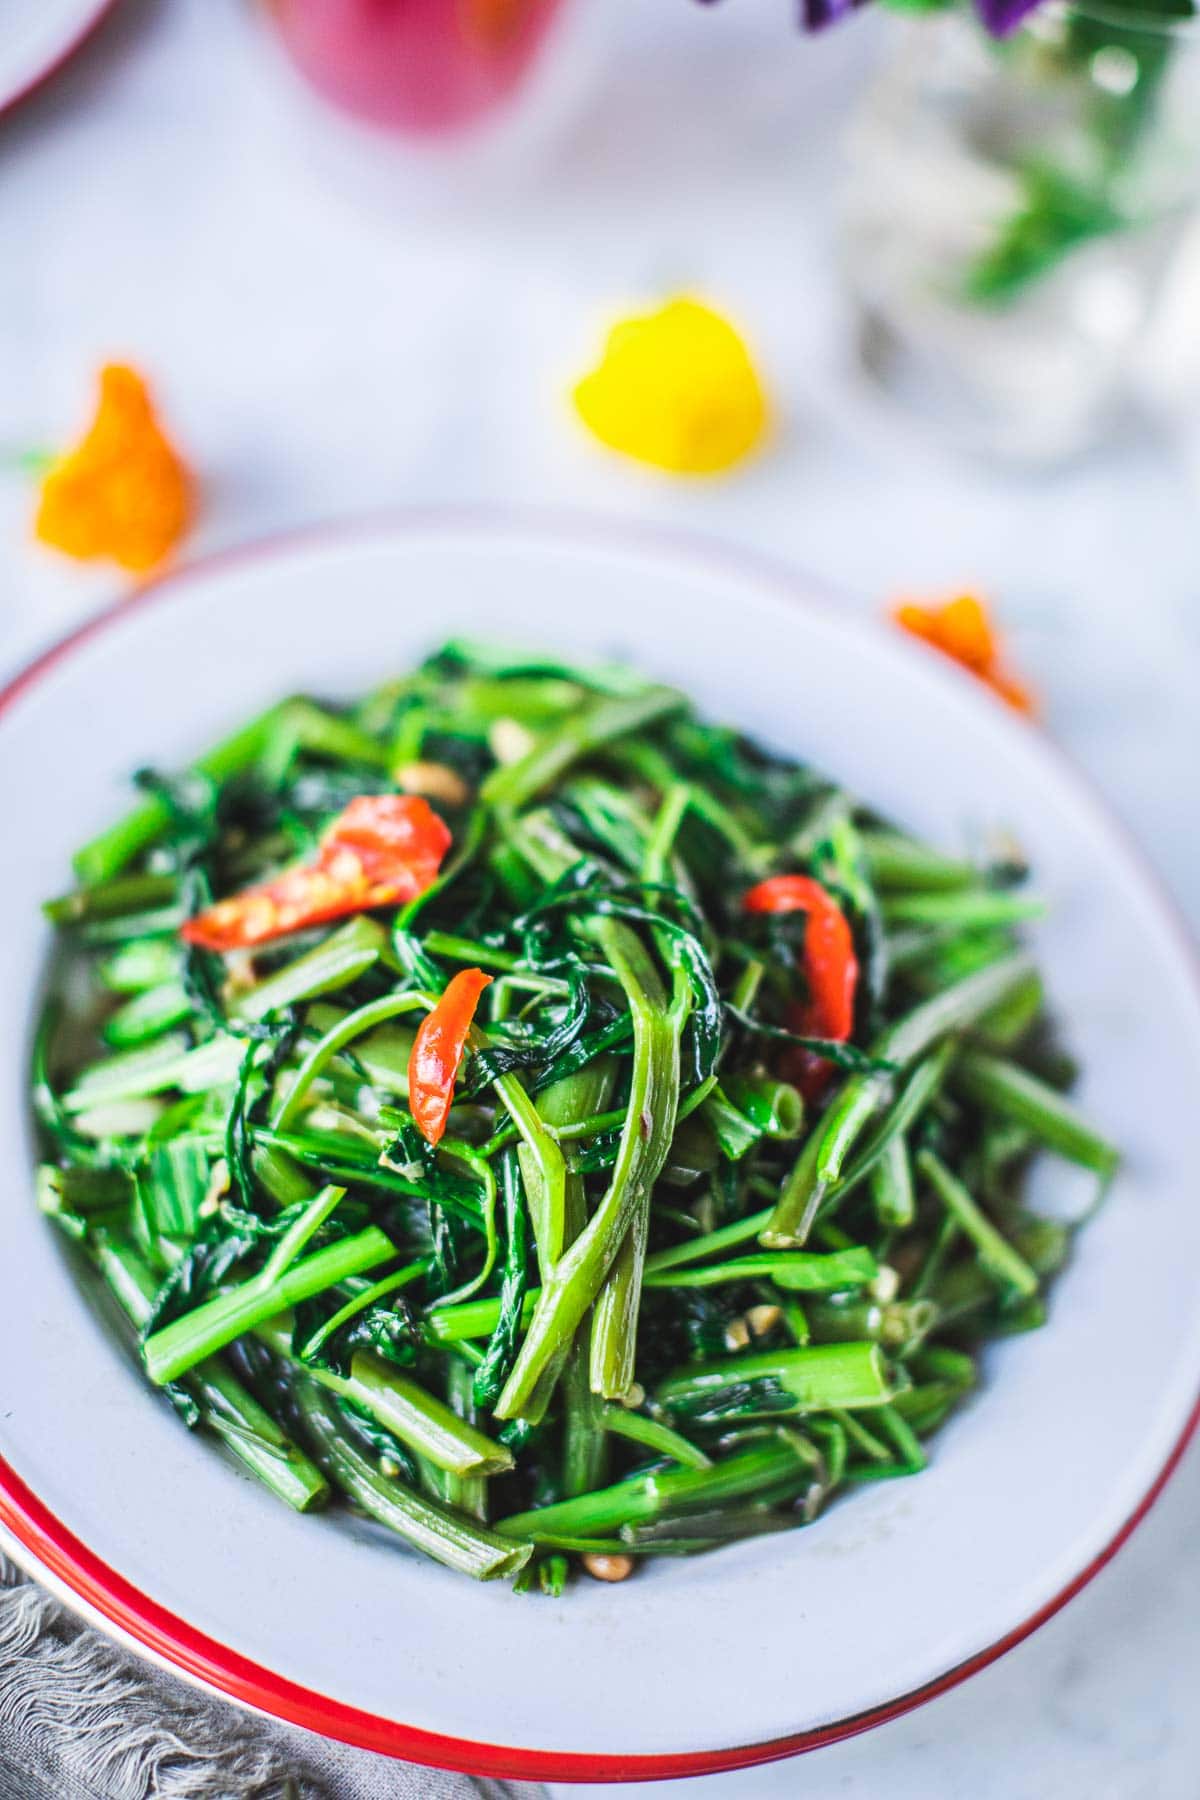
[0,0,116,119]
[3,513,1199,1783]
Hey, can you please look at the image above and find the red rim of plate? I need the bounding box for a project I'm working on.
[0,0,118,122]
[4,510,1200,1783]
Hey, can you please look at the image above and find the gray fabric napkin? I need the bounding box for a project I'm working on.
[0,1556,546,1800]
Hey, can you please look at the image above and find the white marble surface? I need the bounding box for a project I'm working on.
[0,0,1197,1793]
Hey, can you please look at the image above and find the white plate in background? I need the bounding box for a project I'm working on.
[0,0,115,118]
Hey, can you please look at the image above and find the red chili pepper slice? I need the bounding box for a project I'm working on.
[743,873,859,1100]
[180,794,452,953]
[408,968,494,1147]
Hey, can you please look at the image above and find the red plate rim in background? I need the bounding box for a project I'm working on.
[0,1,118,122]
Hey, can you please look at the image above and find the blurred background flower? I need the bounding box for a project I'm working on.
[33,363,193,574]
[892,591,1036,712]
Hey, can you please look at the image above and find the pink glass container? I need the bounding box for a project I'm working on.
[267,0,566,136]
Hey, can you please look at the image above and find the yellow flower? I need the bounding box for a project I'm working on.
[35,365,194,574]
[572,298,769,475]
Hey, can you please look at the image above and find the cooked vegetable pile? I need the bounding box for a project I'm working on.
[33,643,1119,1592]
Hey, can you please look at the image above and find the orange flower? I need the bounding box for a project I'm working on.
[35,365,194,574]
[892,592,1036,715]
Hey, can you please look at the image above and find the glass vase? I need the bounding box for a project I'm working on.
[839,2,1200,460]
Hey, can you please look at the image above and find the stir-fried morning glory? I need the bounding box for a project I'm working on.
[33,643,1118,1589]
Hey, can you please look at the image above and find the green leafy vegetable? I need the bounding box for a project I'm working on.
[33,642,1114,1588]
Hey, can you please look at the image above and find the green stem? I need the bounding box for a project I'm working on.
[272,994,431,1130]
[833,1042,954,1206]
[720,1074,804,1141]
[295,1383,528,1580]
[64,1033,243,1115]
[496,1073,567,1277]
[588,1214,647,1402]
[658,1342,891,1413]
[422,1360,490,1519]
[917,1149,1039,1299]
[144,1225,396,1384]
[881,893,1045,929]
[537,1069,616,1494]
[99,938,179,994]
[103,983,192,1049]
[870,1136,915,1229]
[590,943,688,1403]
[45,871,179,927]
[481,686,684,811]
[73,700,296,886]
[759,1127,825,1252]
[645,1207,775,1275]
[472,1150,531,1410]
[423,932,524,973]
[859,831,977,892]
[496,1437,811,1541]
[599,1406,711,1470]
[435,1142,500,1307]
[644,1247,876,1292]
[232,918,389,1024]
[92,1231,328,1512]
[954,1052,1119,1176]
[503,940,678,1418]
[297,1259,432,1363]
[259,1185,346,1284]
[322,1354,512,1476]
[762,954,1034,1248]
[426,1290,539,1344]
[642,782,693,885]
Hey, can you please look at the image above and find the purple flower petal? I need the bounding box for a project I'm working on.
[974,0,1044,36]
[800,0,871,31]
